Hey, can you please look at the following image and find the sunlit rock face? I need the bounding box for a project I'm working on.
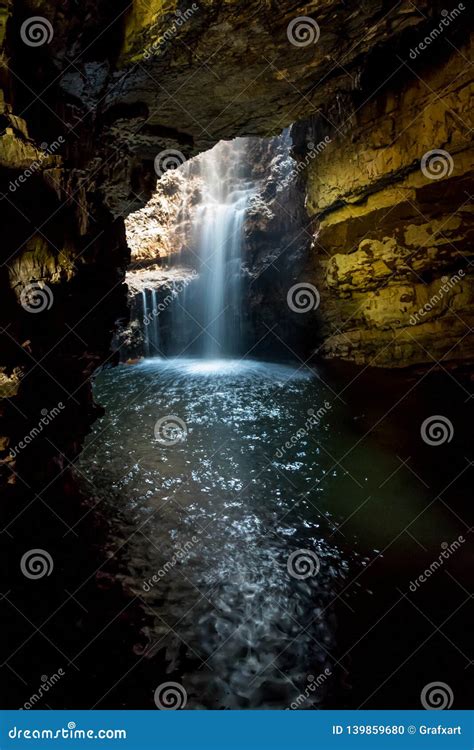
[125,168,194,265]
[295,35,474,367]
[0,0,472,482]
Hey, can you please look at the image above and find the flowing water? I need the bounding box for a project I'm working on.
[186,140,254,357]
[132,138,258,359]
[141,289,161,356]
[76,357,469,709]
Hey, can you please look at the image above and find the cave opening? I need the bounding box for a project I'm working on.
[119,129,311,365]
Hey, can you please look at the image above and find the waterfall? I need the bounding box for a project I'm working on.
[151,289,160,353]
[195,140,253,357]
[139,288,161,357]
[177,138,254,359]
[142,290,150,357]
[132,138,259,360]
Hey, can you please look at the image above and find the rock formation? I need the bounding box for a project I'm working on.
[296,30,473,366]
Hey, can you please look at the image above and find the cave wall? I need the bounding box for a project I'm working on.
[297,35,474,367]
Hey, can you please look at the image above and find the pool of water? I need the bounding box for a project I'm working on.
[77,357,472,709]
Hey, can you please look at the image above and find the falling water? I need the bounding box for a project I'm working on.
[139,289,161,357]
[141,290,150,357]
[163,138,254,359]
[132,138,273,359]
[151,289,160,353]
[193,140,253,357]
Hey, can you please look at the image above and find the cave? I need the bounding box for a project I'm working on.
[1,0,473,719]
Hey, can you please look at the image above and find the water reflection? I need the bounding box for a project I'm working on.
[77,358,442,708]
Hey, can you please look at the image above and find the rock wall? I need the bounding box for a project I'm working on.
[295,33,474,367]
[240,134,314,356]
